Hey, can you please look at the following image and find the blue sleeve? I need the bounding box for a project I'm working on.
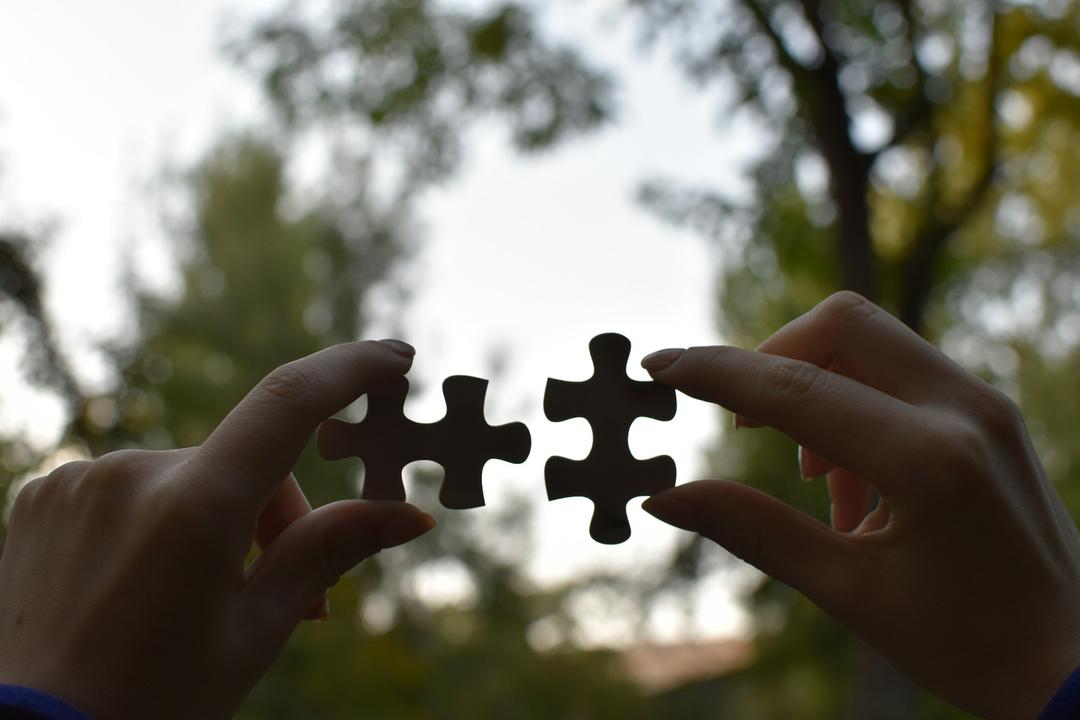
[0,685,88,720]
[1041,665,1080,719]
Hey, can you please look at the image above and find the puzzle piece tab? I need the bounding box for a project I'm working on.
[318,375,531,509]
[544,333,677,544]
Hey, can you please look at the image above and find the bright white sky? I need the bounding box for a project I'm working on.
[0,0,769,643]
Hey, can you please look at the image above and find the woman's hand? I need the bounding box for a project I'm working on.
[0,340,435,720]
[641,292,1080,719]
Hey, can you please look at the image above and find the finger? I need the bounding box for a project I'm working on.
[854,496,892,534]
[192,340,414,509]
[643,480,857,617]
[255,474,312,548]
[241,501,435,645]
[827,467,874,533]
[645,345,923,496]
[253,474,329,621]
[799,446,834,479]
[756,291,967,403]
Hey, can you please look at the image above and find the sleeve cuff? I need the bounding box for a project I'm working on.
[1041,664,1080,720]
[0,684,88,720]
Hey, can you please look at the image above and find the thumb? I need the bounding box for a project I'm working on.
[643,480,857,616]
[242,500,435,634]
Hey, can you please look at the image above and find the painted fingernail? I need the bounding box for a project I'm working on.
[641,348,684,373]
[642,491,697,530]
[380,511,436,548]
[379,339,416,358]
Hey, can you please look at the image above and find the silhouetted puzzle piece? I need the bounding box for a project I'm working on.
[317,376,531,509]
[544,333,677,544]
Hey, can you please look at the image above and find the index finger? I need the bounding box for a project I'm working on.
[192,340,414,509]
[756,291,972,405]
[645,345,928,497]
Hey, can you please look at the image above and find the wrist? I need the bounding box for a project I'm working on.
[989,613,1080,719]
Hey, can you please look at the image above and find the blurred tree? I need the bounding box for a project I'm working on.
[72,135,680,718]
[76,135,407,504]
[0,226,83,547]
[228,0,614,195]
[635,0,1080,716]
[0,235,76,399]
[231,0,1080,715]
[3,0,1077,716]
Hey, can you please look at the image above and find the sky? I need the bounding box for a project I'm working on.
[0,0,768,642]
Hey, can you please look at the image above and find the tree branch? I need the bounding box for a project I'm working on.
[0,234,84,414]
[738,0,877,297]
[877,0,935,156]
[899,9,1001,333]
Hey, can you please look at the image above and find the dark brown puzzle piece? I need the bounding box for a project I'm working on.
[544,333,677,544]
[317,375,531,509]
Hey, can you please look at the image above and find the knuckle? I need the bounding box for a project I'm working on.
[47,460,92,483]
[816,291,878,335]
[763,359,821,400]
[969,384,1025,441]
[92,449,148,478]
[10,476,49,515]
[698,344,738,374]
[686,345,740,396]
[76,450,150,498]
[11,459,91,513]
[258,362,320,408]
[926,419,990,487]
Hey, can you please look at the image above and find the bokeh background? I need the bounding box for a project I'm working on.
[2,0,1079,717]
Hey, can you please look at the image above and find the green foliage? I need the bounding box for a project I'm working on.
[0,230,81,549]
[4,0,1080,717]
[72,134,673,718]
[229,0,613,187]
[78,136,405,505]
[240,580,649,720]
[636,0,1080,715]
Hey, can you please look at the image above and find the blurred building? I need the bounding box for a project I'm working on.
[622,639,752,692]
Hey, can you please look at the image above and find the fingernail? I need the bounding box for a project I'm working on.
[798,446,810,481]
[734,415,762,429]
[380,511,436,548]
[642,491,697,530]
[379,339,416,358]
[641,348,684,373]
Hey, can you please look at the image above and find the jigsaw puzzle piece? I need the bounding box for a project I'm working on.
[546,335,676,428]
[543,333,677,544]
[546,450,676,544]
[429,376,531,509]
[317,374,530,508]
[316,377,417,502]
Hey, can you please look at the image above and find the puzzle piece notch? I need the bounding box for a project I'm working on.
[544,333,677,544]
[317,375,531,509]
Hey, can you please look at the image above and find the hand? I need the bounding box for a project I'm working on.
[0,340,435,720]
[641,292,1080,718]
